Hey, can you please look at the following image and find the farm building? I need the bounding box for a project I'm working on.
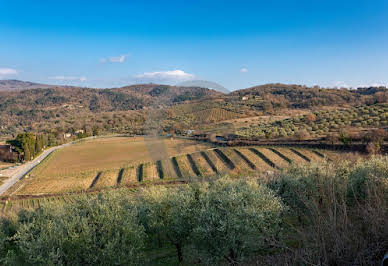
[0,144,19,162]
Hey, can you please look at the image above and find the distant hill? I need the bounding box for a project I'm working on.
[230,83,388,108]
[114,84,223,106]
[0,81,387,138]
[0,84,222,113]
[0,83,223,135]
[177,80,229,94]
[0,80,55,91]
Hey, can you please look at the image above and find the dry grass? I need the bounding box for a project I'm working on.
[119,166,138,185]
[7,139,350,196]
[175,155,197,178]
[32,136,213,177]
[160,159,179,180]
[273,147,307,164]
[203,150,229,175]
[255,147,290,168]
[191,152,216,177]
[236,148,272,171]
[142,162,159,182]
[17,170,97,195]
[294,148,324,162]
[0,162,14,169]
[0,175,9,186]
[93,169,120,189]
[219,148,255,175]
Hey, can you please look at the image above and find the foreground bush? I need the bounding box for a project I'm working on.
[347,156,388,203]
[191,178,285,264]
[2,193,146,265]
[266,156,388,265]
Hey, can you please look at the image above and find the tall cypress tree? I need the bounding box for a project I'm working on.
[35,135,43,154]
[24,144,31,161]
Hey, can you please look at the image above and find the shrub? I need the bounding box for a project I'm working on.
[264,158,388,265]
[0,219,19,265]
[295,129,310,140]
[347,156,388,203]
[267,162,346,222]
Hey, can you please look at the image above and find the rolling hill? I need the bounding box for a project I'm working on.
[1,81,388,139]
[0,80,55,91]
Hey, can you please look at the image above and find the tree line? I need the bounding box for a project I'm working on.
[6,133,66,162]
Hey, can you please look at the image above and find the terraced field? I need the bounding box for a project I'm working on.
[2,136,213,196]
[3,145,341,197]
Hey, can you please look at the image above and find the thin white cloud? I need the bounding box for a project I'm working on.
[334,81,350,88]
[134,70,195,82]
[240,68,248,73]
[100,54,129,63]
[49,76,87,82]
[0,68,18,76]
[358,82,387,87]
[334,81,388,89]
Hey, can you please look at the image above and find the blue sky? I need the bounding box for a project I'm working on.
[1,0,388,90]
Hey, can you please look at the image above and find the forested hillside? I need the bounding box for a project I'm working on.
[0,84,222,137]
[230,83,388,109]
[1,82,388,140]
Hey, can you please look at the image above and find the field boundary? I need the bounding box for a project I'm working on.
[189,137,375,153]
[171,157,183,178]
[116,168,125,184]
[213,149,235,170]
[200,152,218,173]
[290,149,311,162]
[267,148,292,164]
[233,149,256,170]
[248,148,278,169]
[89,172,102,189]
[186,154,201,176]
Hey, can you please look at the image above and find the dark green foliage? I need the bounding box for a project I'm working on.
[6,133,52,161]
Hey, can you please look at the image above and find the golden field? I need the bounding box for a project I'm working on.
[2,135,351,197]
[5,137,214,195]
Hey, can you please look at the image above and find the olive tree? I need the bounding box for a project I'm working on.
[14,193,146,265]
[139,185,198,263]
[191,178,285,264]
